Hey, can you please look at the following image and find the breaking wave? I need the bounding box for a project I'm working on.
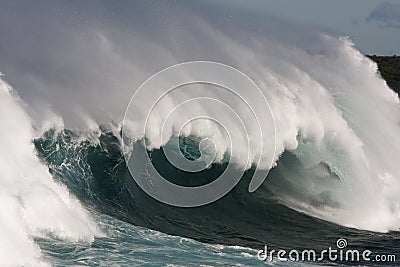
[1,23,400,266]
[0,78,101,266]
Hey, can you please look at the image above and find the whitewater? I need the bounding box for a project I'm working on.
[1,2,400,266]
[0,77,101,266]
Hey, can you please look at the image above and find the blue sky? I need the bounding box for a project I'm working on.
[214,0,400,55]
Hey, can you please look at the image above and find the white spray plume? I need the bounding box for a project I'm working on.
[0,78,101,266]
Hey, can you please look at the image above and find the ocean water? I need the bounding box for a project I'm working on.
[2,43,400,266]
[1,55,400,265]
[35,211,266,266]
[31,128,399,266]
[31,129,314,267]
[1,2,400,266]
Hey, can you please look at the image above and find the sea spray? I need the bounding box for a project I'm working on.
[0,77,101,266]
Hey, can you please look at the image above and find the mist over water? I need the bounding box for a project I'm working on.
[0,1,400,265]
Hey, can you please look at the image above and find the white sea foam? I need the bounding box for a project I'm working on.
[0,78,101,266]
